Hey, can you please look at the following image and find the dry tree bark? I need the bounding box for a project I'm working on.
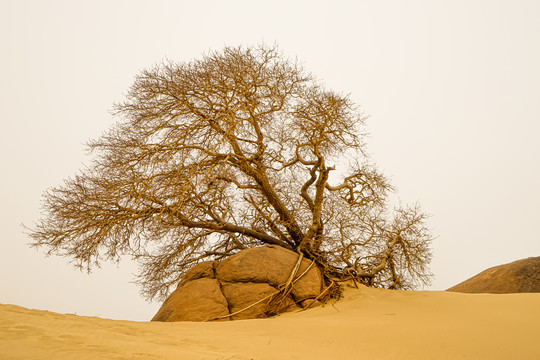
[28,45,433,300]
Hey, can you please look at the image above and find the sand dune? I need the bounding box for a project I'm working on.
[1,284,539,359]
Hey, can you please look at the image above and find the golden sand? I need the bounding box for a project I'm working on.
[1,285,539,359]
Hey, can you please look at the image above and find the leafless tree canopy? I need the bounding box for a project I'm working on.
[29,45,433,300]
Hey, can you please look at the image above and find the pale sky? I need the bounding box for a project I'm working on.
[1,0,539,321]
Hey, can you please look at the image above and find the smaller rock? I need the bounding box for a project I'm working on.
[447,257,540,294]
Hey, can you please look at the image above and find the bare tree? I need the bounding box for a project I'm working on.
[28,45,433,300]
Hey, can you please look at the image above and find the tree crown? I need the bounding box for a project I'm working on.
[29,45,432,300]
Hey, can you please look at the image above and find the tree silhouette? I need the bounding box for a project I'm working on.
[28,45,433,300]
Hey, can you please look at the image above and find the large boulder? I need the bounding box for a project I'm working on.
[447,257,540,294]
[152,245,324,322]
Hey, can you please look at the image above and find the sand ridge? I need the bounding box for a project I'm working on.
[1,285,539,359]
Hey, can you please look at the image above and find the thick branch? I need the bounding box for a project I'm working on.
[169,208,287,247]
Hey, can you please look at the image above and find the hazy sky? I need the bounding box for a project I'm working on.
[1,0,539,321]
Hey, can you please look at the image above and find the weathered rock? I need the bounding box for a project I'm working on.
[177,260,216,288]
[152,245,325,322]
[447,257,540,294]
[152,278,229,322]
[216,245,323,301]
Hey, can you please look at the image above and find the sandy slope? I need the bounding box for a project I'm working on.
[1,285,539,359]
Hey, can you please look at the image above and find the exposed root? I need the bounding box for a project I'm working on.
[206,251,370,321]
